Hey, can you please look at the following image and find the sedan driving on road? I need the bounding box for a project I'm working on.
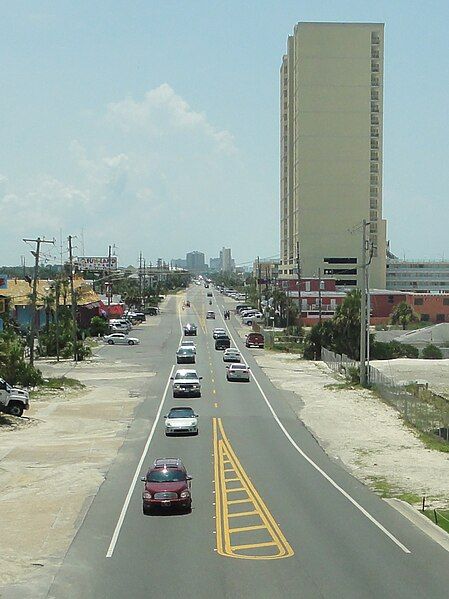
[223,348,241,363]
[212,328,226,339]
[176,347,195,364]
[184,323,197,336]
[141,458,192,514]
[171,369,202,397]
[206,311,216,319]
[104,333,140,346]
[226,363,250,382]
[164,407,198,436]
[180,340,196,353]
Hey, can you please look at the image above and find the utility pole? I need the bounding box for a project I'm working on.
[256,256,261,312]
[23,237,54,366]
[359,220,369,386]
[107,244,112,306]
[139,252,143,309]
[296,241,302,328]
[143,258,147,310]
[68,235,78,362]
[318,267,323,324]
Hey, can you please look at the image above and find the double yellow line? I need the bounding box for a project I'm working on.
[213,418,294,560]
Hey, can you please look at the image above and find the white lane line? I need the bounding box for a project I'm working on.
[216,303,411,555]
[107,298,185,558]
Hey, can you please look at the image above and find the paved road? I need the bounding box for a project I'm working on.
[47,287,449,598]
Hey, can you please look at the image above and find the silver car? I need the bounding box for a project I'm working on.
[171,369,202,398]
[104,333,140,345]
[226,363,250,382]
[164,407,198,435]
[223,348,241,363]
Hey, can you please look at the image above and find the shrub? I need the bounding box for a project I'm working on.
[90,316,108,336]
[422,344,443,359]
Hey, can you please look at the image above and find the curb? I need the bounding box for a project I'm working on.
[385,498,449,552]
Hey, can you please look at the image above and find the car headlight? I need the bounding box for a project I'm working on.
[143,491,152,500]
[180,490,190,498]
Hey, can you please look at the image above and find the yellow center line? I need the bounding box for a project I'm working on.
[227,498,253,505]
[226,487,246,493]
[224,477,240,482]
[228,510,258,518]
[214,402,218,408]
[231,541,278,551]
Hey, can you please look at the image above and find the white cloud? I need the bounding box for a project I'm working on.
[105,83,236,153]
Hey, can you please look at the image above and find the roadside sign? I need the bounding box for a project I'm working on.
[0,274,7,289]
[75,257,118,272]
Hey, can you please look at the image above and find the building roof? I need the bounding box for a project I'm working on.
[1,277,99,307]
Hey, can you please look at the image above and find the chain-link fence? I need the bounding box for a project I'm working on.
[321,347,449,443]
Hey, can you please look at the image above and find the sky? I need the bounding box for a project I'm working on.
[1,0,448,268]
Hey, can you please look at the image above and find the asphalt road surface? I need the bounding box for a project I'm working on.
[47,287,449,598]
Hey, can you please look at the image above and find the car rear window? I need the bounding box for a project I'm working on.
[147,469,186,482]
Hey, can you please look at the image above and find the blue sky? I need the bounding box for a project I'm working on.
[1,0,448,267]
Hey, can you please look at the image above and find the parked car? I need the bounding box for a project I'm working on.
[207,292,212,297]
[109,320,131,333]
[180,340,196,354]
[145,306,159,316]
[164,407,198,436]
[240,309,260,318]
[176,347,196,364]
[206,311,215,319]
[141,458,192,514]
[223,348,241,363]
[0,379,29,417]
[242,312,263,325]
[245,332,264,348]
[104,333,140,345]
[212,328,227,339]
[171,369,202,397]
[226,363,251,382]
[215,336,231,350]
[184,323,197,336]
[236,305,253,314]
[127,312,146,322]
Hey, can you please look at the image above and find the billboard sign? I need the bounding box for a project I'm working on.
[0,274,8,289]
[75,257,118,272]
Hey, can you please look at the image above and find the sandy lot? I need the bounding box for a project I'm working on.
[0,354,154,588]
[254,352,449,508]
[371,358,449,398]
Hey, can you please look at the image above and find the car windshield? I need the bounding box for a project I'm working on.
[175,372,198,379]
[168,409,195,418]
[232,365,246,369]
[178,348,192,354]
[147,469,186,483]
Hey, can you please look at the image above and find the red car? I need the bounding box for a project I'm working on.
[141,458,192,515]
[245,332,264,348]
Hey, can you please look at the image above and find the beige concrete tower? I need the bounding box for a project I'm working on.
[280,22,386,289]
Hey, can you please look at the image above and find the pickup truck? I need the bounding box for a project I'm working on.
[0,378,30,417]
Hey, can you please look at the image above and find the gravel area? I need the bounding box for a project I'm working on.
[371,358,449,398]
[254,352,449,508]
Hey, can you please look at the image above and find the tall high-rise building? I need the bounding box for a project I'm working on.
[219,247,234,273]
[186,251,206,273]
[280,22,386,289]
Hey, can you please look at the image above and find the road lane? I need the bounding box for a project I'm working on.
[46,286,449,599]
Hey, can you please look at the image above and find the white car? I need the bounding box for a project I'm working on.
[164,407,198,435]
[104,333,140,345]
[226,363,250,382]
[242,313,263,325]
[180,340,196,354]
[171,369,202,398]
[212,328,226,339]
[240,309,260,318]
[223,348,241,363]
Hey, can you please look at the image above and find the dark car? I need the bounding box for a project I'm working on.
[184,323,197,336]
[145,306,159,316]
[133,312,146,322]
[141,458,192,514]
[176,347,195,364]
[207,292,212,297]
[215,336,231,350]
[246,332,264,348]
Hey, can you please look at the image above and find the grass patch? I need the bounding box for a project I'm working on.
[367,476,421,505]
[30,377,85,397]
[424,510,449,534]
[415,430,449,453]
[324,381,362,391]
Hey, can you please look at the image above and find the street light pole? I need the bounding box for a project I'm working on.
[359,220,370,386]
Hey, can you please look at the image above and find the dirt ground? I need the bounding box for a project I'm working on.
[371,357,449,398]
[254,352,449,508]
[0,353,154,588]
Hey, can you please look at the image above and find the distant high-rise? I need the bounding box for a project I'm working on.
[280,22,386,288]
[210,257,221,271]
[186,251,206,273]
[219,247,234,273]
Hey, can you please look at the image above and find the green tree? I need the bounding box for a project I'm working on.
[422,344,443,359]
[303,320,335,360]
[390,301,419,330]
[90,316,108,336]
[332,289,361,359]
[0,329,42,386]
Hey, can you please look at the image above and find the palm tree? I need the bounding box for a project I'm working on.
[390,301,419,330]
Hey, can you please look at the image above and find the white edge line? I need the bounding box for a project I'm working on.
[216,301,411,555]
[106,296,184,558]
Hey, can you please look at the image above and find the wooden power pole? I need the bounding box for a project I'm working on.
[68,235,78,362]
